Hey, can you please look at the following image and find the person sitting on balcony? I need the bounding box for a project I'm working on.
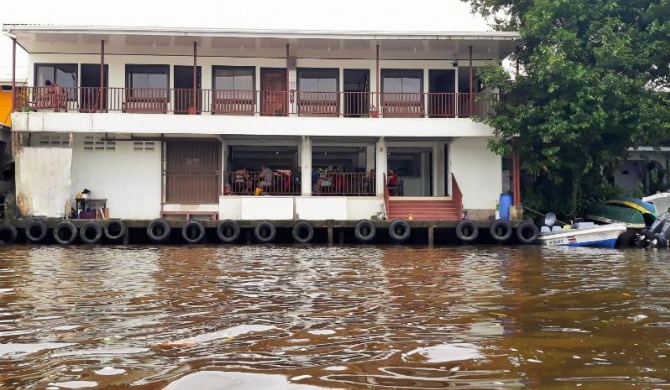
[363,168,376,195]
[40,80,66,111]
[233,167,251,193]
[258,165,275,191]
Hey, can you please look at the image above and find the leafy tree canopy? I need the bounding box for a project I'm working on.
[464,0,670,216]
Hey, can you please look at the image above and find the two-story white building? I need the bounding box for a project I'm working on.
[4,24,521,222]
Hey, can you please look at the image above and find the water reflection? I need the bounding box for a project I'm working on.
[0,245,668,388]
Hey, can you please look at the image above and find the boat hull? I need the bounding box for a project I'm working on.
[538,223,627,248]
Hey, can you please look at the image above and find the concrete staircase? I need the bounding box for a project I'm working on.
[387,197,461,221]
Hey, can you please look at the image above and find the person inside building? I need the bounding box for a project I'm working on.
[233,166,251,194]
[258,165,275,191]
[42,80,66,111]
[387,169,399,195]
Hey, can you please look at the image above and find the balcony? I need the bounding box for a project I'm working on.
[13,87,496,119]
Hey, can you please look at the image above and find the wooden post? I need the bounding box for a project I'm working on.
[428,226,434,246]
[192,42,197,114]
[11,38,16,111]
[375,44,380,116]
[469,45,473,116]
[100,40,105,111]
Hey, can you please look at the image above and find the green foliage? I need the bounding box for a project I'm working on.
[464,0,670,217]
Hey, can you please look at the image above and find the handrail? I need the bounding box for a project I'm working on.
[11,86,495,118]
[452,173,463,220]
[383,172,390,219]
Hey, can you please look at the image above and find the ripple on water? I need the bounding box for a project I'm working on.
[163,371,342,390]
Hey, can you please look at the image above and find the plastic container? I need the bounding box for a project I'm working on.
[499,193,512,221]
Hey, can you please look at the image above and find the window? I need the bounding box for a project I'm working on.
[213,66,255,101]
[382,69,423,102]
[298,68,338,101]
[35,63,78,101]
[125,65,169,99]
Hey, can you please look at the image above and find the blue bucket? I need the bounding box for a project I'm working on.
[499,193,513,220]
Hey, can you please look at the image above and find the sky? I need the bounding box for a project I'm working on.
[0,0,491,79]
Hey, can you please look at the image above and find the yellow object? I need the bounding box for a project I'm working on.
[408,213,414,221]
[563,225,572,231]
[254,187,262,196]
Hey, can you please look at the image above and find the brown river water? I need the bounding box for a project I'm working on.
[1,245,669,389]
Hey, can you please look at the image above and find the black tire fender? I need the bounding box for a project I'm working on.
[254,220,276,243]
[354,219,376,243]
[292,221,314,243]
[216,219,240,244]
[182,220,206,244]
[516,220,539,244]
[79,221,103,245]
[456,220,479,242]
[0,221,18,245]
[147,219,171,243]
[104,220,126,241]
[25,219,48,243]
[53,221,78,245]
[388,219,411,242]
[490,219,513,242]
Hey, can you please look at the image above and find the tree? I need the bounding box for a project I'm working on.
[464,0,670,216]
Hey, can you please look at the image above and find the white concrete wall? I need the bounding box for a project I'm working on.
[70,135,162,219]
[12,112,496,139]
[16,147,73,218]
[219,196,383,221]
[450,137,502,210]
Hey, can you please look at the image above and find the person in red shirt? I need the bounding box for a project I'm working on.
[388,169,398,187]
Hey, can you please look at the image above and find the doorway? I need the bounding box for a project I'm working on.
[261,68,287,116]
[174,65,202,114]
[80,64,108,112]
[343,69,370,117]
[429,70,455,117]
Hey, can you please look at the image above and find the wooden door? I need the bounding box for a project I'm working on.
[261,68,287,116]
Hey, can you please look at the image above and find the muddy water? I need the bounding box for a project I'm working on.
[0,245,669,389]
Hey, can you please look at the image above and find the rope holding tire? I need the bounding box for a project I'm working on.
[254,220,276,243]
[516,220,539,244]
[182,220,206,244]
[53,221,78,245]
[354,220,376,243]
[489,219,513,242]
[388,219,411,242]
[147,218,171,243]
[25,219,48,243]
[456,220,479,243]
[292,221,314,244]
[104,220,126,241]
[79,221,103,245]
[0,221,18,245]
[217,219,240,244]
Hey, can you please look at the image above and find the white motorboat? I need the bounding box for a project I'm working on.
[537,222,627,248]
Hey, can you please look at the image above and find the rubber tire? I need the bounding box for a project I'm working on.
[292,221,314,243]
[456,220,479,243]
[254,220,276,243]
[147,219,171,243]
[79,221,103,245]
[489,219,513,242]
[516,220,539,245]
[25,219,48,243]
[104,220,126,241]
[216,219,240,244]
[388,219,411,242]
[354,220,376,243]
[182,220,206,244]
[53,221,78,245]
[0,221,18,245]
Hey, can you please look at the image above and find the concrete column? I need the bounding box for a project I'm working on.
[221,139,228,194]
[366,145,375,171]
[375,137,387,196]
[301,136,312,196]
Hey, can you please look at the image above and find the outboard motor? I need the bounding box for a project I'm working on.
[636,210,670,247]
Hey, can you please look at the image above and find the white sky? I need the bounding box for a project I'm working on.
[0,0,490,79]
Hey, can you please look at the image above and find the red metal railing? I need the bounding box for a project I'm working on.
[224,171,374,196]
[13,87,495,118]
[452,174,463,220]
[383,173,390,218]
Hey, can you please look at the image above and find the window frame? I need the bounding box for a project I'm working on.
[381,69,423,102]
[125,64,170,100]
[212,65,256,102]
[34,63,79,102]
[297,67,339,101]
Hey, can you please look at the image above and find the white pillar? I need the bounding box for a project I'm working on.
[432,143,441,196]
[301,136,312,196]
[366,145,375,171]
[375,137,387,196]
[221,139,228,193]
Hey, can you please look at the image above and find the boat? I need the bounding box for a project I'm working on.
[586,202,653,229]
[642,192,670,215]
[605,196,656,215]
[538,222,628,248]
